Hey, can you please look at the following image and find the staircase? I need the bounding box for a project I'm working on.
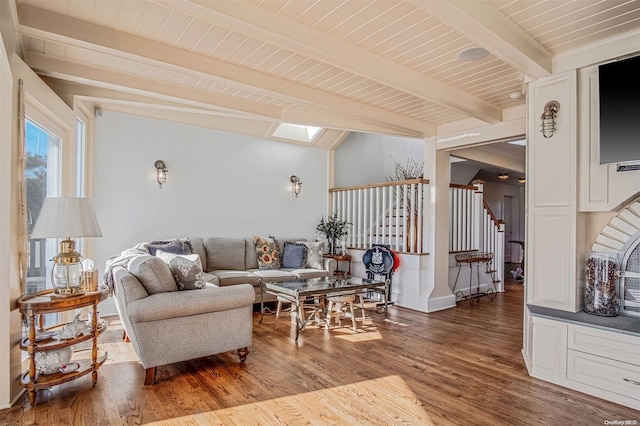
[326,178,505,287]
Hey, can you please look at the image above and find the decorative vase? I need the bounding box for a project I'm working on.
[584,252,619,316]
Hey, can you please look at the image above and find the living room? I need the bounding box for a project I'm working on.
[1,0,640,424]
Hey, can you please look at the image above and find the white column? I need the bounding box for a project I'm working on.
[396,137,455,312]
[526,70,579,312]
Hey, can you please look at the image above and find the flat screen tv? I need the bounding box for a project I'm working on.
[598,55,640,165]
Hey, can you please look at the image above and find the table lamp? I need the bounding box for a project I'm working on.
[30,197,102,297]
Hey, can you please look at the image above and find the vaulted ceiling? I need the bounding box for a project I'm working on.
[11,0,640,149]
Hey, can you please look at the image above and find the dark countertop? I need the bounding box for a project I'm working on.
[528,304,640,337]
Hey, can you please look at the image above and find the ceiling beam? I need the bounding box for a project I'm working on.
[452,146,525,174]
[27,52,284,120]
[411,0,552,79]
[18,5,432,137]
[38,66,417,137]
[153,0,502,124]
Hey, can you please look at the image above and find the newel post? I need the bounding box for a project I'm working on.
[471,179,484,252]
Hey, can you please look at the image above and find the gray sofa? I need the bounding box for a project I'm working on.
[189,237,336,301]
[112,264,255,385]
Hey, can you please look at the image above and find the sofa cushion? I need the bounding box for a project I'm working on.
[145,238,192,256]
[211,270,261,287]
[304,240,324,269]
[253,236,281,270]
[205,237,246,271]
[155,250,206,291]
[202,272,220,286]
[281,241,308,268]
[188,237,207,272]
[249,269,298,282]
[244,238,258,270]
[127,255,178,294]
[290,268,330,280]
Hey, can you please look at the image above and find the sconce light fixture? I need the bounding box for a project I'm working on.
[497,173,509,180]
[540,101,560,138]
[290,175,302,198]
[518,177,526,184]
[154,160,168,188]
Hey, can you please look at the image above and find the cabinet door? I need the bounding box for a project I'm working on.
[531,317,567,382]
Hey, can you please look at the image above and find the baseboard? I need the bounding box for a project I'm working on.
[427,294,457,312]
[0,388,25,409]
[521,348,532,375]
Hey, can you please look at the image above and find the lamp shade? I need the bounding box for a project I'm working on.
[31,197,103,238]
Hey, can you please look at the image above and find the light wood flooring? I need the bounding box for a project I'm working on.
[2,282,638,425]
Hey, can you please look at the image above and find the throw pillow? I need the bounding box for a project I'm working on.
[155,250,206,291]
[281,242,308,269]
[127,255,178,294]
[145,238,193,256]
[303,240,324,269]
[253,236,281,270]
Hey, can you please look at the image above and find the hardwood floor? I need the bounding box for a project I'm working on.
[2,283,638,425]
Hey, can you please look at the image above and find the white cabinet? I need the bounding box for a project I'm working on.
[530,315,640,410]
[567,325,640,408]
[531,316,567,383]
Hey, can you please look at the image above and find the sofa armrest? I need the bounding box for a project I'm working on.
[323,257,337,276]
[127,283,255,323]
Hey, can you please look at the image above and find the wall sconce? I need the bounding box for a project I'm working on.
[290,175,302,198]
[155,160,168,188]
[540,101,560,138]
[497,173,509,180]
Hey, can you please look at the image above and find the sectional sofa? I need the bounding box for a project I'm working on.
[189,237,336,299]
[108,236,336,384]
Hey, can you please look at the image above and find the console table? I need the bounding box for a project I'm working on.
[452,252,497,305]
[17,287,108,406]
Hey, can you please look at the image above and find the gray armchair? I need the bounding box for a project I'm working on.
[112,263,255,385]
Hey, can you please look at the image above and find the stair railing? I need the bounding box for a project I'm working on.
[329,179,429,254]
[449,181,505,288]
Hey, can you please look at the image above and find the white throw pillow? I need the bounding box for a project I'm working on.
[298,240,324,269]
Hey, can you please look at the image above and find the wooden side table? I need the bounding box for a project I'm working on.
[323,254,352,276]
[17,287,109,406]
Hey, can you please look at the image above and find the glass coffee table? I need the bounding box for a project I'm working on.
[260,276,388,341]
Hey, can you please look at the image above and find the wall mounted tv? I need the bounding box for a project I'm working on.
[598,55,640,165]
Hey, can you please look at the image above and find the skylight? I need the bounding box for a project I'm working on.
[273,123,322,143]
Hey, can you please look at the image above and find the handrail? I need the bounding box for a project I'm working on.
[330,178,430,193]
[449,183,478,190]
[483,199,504,226]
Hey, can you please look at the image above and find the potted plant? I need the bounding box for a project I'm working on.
[316,213,351,255]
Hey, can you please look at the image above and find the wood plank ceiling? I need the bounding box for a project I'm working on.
[13,0,640,148]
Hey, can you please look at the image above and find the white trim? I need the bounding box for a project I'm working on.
[426,294,457,313]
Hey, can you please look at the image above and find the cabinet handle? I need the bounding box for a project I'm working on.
[623,378,640,386]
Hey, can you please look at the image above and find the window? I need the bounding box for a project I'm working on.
[76,118,86,197]
[25,118,61,295]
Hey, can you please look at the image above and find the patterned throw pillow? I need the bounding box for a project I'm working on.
[145,238,193,256]
[281,242,308,268]
[253,236,281,270]
[155,250,205,290]
[303,240,324,269]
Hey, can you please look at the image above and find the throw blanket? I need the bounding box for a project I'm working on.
[102,242,149,295]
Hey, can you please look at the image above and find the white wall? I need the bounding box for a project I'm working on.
[450,162,481,185]
[93,112,329,274]
[483,181,526,262]
[334,132,423,186]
